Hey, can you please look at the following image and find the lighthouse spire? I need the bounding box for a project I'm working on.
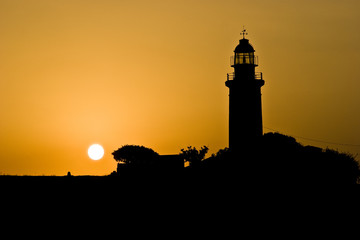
[241,27,248,39]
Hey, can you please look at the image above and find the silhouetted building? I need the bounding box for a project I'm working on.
[157,155,185,170]
[226,31,265,151]
[116,154,184,175]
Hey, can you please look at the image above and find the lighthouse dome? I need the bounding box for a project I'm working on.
[234,38,255,53]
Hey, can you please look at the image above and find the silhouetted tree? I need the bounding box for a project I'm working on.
[180,146,208,168]
[112,145,159,169]
[211,147,230,159]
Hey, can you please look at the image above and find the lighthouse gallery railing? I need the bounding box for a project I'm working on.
[227,72,263,81]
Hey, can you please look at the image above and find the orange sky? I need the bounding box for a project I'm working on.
[1,0,360,175]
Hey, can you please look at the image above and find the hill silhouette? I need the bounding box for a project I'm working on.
[1,132,359,191]
[193,132,360,185]
[107,132,360,185]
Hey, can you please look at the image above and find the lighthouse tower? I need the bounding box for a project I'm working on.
[225,30,265,151]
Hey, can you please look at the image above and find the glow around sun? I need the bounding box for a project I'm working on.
[88,144,104,160]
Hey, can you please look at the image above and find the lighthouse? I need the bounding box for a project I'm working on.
[225,30,265,151]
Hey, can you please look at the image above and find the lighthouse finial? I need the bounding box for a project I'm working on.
[241,27,248,39]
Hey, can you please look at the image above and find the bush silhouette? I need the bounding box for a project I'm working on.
[201,132,360,184]
[180,146,208,168]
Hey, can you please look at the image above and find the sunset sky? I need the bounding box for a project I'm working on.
[1,0,360,175]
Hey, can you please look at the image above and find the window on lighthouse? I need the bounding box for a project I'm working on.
[235,52,255,65]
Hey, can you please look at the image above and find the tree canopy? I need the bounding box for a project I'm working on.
[112,145,159,168]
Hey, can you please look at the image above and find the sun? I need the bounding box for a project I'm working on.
[88,144,104,160]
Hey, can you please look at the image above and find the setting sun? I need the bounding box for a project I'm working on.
[88,144,104,161]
